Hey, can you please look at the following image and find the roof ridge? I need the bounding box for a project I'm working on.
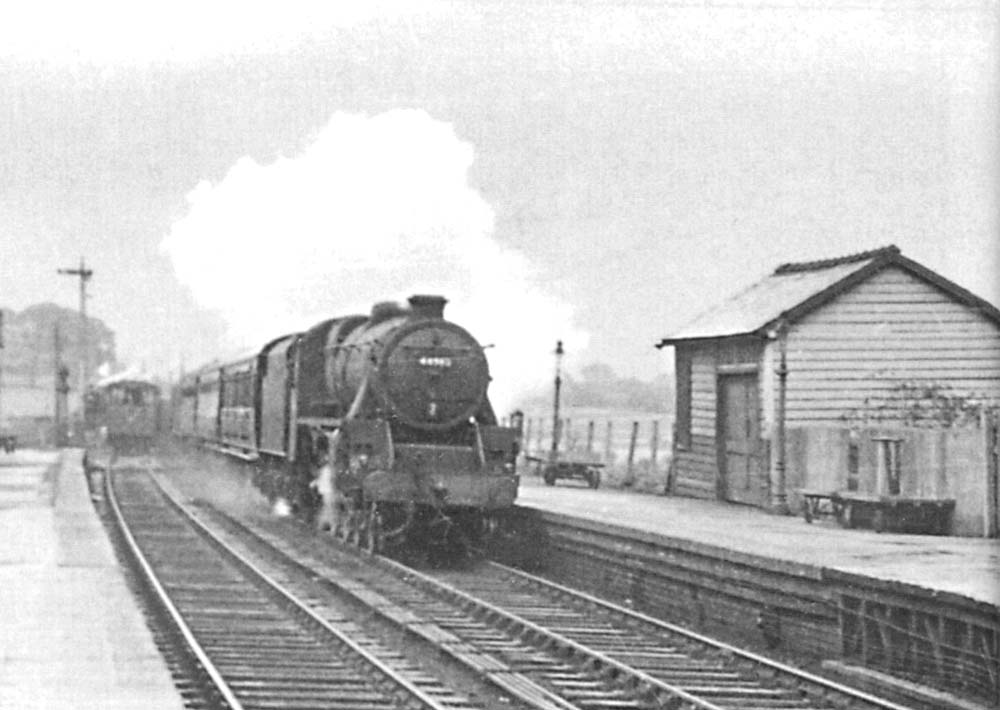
[773,244,899,275]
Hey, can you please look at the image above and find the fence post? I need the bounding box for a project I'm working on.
[650,420,659,469]
[604,420,613,462]
[586,421,595,453]
[625,421,639,487]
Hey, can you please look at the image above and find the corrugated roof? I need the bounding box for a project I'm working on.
[658,246,898,344]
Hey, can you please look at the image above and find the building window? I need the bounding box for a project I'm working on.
[675,348,692,449]
[875,437,902,495]
[846,441,859,491]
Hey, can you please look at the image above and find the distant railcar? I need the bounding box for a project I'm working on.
[85,376,162,454]
[172,295,521,554]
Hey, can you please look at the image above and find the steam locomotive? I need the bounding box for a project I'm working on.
[173,295,521,553]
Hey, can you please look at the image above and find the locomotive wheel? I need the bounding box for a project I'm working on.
[332,510,346,540]
[346,505,361,546]
[364,502,383,555]
[332,499,349,541]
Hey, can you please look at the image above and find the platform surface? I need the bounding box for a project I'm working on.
[0,449,183,710]
[517,476,1000,608]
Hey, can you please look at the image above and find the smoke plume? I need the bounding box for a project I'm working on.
[161,109,586,411]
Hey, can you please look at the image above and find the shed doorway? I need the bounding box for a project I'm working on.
[718,373,767,506]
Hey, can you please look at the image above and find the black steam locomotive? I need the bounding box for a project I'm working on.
[174,295,521,553]
[84,375,163,454]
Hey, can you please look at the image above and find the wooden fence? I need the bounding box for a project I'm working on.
[512,414,672,490]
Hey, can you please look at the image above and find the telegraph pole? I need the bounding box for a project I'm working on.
[57,257,93,413]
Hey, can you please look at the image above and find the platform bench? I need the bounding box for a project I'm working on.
[833,492,955,535]
[801,490,954,534]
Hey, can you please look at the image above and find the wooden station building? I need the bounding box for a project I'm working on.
[656,245,1000,536]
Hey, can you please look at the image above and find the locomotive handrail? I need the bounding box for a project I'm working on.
[471,420,487,468]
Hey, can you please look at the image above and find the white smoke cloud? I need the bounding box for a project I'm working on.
[161,108,587,411]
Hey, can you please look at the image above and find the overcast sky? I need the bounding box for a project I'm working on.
[1,0,996,408]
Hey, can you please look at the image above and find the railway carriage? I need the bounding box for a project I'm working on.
[85,375,162,454]
[174,295,521,554]
[194,366,221,442]
[219,354,257,457]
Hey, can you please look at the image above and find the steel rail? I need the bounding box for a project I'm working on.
[105,463,245,710]
[373,553,727,710]
[192,499,610,710]
[488,558,919,710]
[145,471,473,710]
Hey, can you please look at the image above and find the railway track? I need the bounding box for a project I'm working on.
[110,459,919,710]
[422,563,924,710]
[160,481,918,710]
[107,465,486,710]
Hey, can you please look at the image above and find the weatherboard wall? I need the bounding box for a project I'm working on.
[671,263,1000,510]
[671,336,763,500]
[781,265,1000,425]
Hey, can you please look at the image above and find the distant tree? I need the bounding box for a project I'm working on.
[1,303,117,385]
[580,362,615,383]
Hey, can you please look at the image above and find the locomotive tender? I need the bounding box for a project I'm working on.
[174,295,521,552]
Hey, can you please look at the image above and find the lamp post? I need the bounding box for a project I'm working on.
[769,321,790,515]
[57,257,93,413]
[550,340,564,460]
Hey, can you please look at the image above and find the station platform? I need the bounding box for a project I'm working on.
[0,449,183,710]
[517,475,1000,608]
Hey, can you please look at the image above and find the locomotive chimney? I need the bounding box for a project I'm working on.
[408,294,447,319]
